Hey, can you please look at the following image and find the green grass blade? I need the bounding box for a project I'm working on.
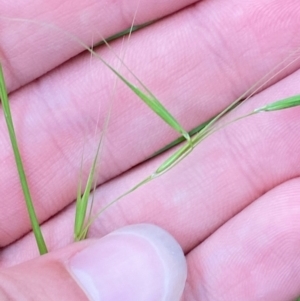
[74,151,84,240]
[0,65,48,255]
[153,91,298,175]
[119,77,190,141]
[74,135,102,241]
[93,21,155,47]
[147,100,240,160]
[92,51,190,141]
[0,17,190,141]
[148,118,211,159]
[74,70,114,241]
[78,140,195,239]
[192,47,300,137]
[254,94,300,112]
[77,175,153,241]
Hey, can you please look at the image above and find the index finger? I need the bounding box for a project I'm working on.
[0,0,197,92]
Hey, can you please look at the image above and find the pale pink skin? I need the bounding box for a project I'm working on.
[1,0,300,300]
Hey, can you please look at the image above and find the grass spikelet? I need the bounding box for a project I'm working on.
[254,94,300,112]
[89,50,191,141]
[74,140,101,241]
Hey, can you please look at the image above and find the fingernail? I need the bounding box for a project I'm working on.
[68,224,187,301]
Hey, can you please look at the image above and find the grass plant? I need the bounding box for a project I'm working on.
[1,14,300,299]
[1,40,300,247]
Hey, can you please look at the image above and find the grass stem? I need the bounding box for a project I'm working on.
[0,65,48,255]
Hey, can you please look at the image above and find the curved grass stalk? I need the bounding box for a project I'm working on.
[77,92,300,240]
[66,28,300,240]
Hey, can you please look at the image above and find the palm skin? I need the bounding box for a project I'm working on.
[1,0,300,300]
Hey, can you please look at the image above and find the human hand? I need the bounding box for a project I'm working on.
[1,0,300,300]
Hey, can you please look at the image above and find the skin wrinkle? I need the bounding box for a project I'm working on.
[0,0,199,92]
[1,1,300,299]
[221,123,268,197]
[0,250,90,300]
[0,106,296,250]
[188,6,255,104]
[2,88,300,260]
[92,103,296,241]
[0,275,19,301]
[0,49,17,90]
[182,12,235,101]
[183,179,300,300]
[188,9,242,90]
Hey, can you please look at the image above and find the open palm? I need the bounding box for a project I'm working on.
[1,0,300,300]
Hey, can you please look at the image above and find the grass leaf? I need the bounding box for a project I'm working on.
[74,122,107,241]
[90,49,191,141]
[0,64,48,255]
[74,146,99,241]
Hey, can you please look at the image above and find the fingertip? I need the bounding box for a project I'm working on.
[69,224,187,301]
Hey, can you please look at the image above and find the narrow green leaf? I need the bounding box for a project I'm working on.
[147,97,244,160]
[123,79,190,141]
[0,65,48,255]
[74,91,112,241]
[78,175,153,241]
[254,95,300,112]
[86,41,190,142]
[97,59,190,141]
[74,161,83,239]
[74,141,101,241]
[93,21,154,47]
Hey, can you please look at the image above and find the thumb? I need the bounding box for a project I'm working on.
[0,224,187,301]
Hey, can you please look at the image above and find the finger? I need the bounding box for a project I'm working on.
[86,68,300,249]
[0,0,197,92]
[0,224,186,301]
[3,66,300,266]
[183,178,300,301]
[1,0,300,246]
